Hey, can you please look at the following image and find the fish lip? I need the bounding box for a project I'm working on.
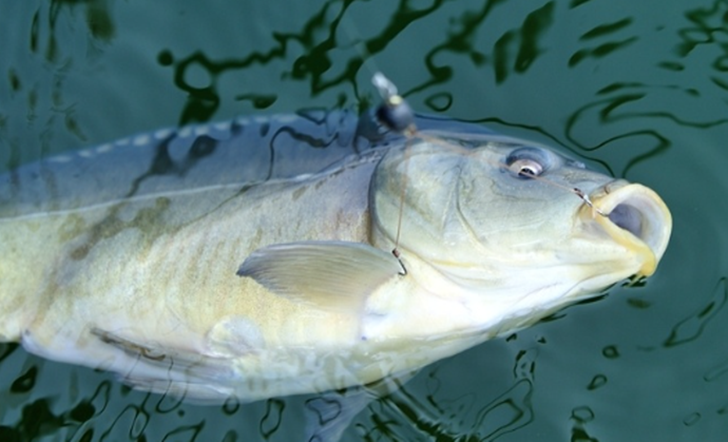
[583,181,673,277]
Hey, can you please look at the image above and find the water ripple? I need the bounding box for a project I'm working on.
[664,277,727,348]
[361,346,538,441]
[704,356,728,382]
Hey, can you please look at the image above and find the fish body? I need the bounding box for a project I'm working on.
[0,110,671,403]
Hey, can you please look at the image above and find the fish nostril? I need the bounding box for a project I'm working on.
[608,204,643,239]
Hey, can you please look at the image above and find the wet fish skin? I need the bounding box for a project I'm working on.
[0,111,671,405]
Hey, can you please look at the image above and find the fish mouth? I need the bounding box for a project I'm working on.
[582,182,672,277]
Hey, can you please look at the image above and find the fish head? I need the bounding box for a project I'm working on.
[369,133,672,320]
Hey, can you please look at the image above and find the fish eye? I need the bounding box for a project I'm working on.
[508,158,543,177]
[505,147,548,179]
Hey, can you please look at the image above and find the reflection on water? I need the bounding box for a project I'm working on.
[664,278,727,348]
[160,0,457,124]
[2,0,728,440]
[32,0,115,63]
[159,0,563,125]
[492,1,554,83]
[0,342,541,440]
[568,17,637,67]
[363,347,537,440]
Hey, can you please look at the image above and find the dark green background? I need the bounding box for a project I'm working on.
[1,0,726,440]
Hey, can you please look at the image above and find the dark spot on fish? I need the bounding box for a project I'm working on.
[259,122,270,137]
[92,328,167,361]
[149,142,176,175]
[296,108,327,124]
[272,126,332,149]
[292,186,306,201]
[229,120,244,136]
[70,244,91,261]
[69,198,171,261]
[188,135,217,159]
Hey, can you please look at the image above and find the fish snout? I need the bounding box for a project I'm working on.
[583,182,672,277]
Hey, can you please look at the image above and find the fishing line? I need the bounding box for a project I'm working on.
[339,18,604,258]
[338,15,420,260]
[372,73,417,258]
[415,132,606,217]
[371,72,607,259]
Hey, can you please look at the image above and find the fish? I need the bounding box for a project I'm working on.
[0,106,671,439]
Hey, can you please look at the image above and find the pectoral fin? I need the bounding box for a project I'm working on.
[237,241,405,312]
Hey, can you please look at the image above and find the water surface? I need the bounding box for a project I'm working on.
[1,0,727,440]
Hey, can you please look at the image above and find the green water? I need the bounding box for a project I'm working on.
[1,0,727,440]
